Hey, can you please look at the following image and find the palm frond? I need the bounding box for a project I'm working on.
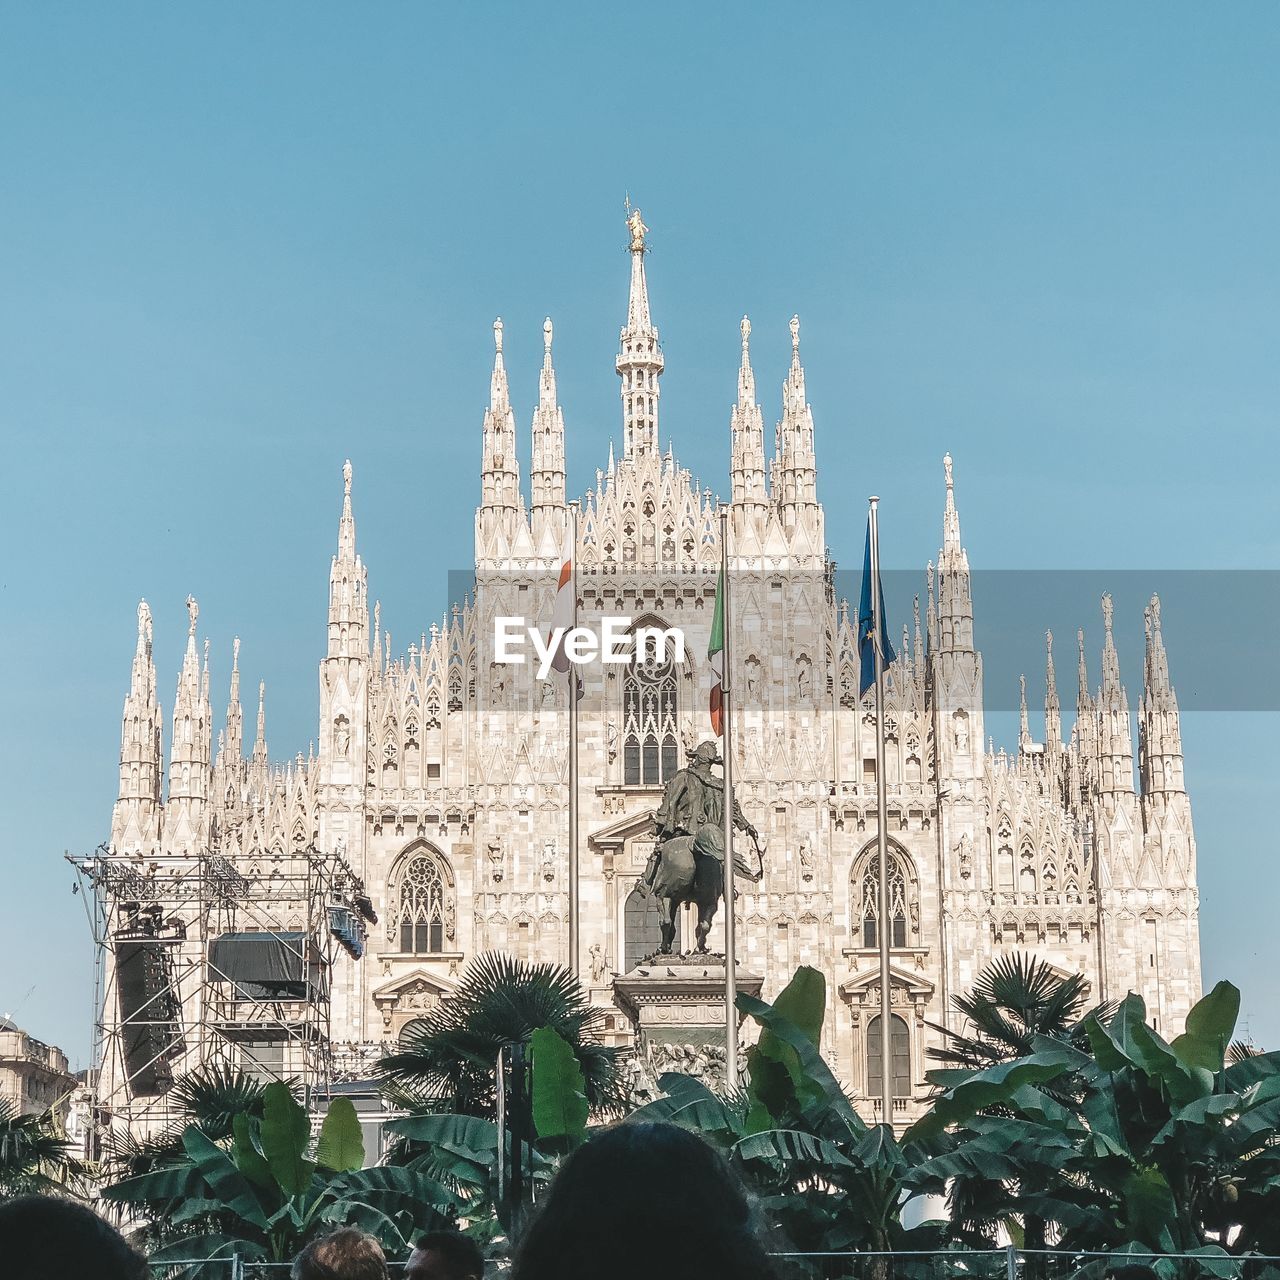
[377,951,626,1118]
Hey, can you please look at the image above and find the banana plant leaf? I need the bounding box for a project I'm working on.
[316,1097,365,1173]
[259,1081,315,1198]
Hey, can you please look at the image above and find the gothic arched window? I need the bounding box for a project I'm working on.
[854,846,914,949]
[393,848,453,955]
[622,640,679,787]
[866,1013,911,1099]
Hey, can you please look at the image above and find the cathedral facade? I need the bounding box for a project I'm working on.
[105,216,1201,1123]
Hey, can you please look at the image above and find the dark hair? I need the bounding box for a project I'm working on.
[411,1231,486,1279]
[510,1121,779,1280]
[0,1194,148,1280]
[293,1227,388,1280]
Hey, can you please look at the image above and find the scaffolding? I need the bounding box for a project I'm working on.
[69,842,373,1143]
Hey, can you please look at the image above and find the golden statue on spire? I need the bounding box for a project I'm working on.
[627,205,648,252]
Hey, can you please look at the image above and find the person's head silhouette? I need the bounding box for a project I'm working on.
[510,1121,778,1280]
[0,1195,147,1280]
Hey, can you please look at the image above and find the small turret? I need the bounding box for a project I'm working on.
[775,316,818,533]
[477,319,525,559]
[730,316,767,513]
[1095,594,1135,794]
[328,460,369,661]
[935,454,973,653]
[1044,629,1062,756]
[164,596,212,852]
[1140,594,1184,796]
[110,600,164,853]
[530,317,567,548]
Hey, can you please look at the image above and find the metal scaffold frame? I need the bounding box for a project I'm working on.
[69,841,372,1144]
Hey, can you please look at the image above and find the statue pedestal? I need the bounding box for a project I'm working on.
[613,954,763,1093]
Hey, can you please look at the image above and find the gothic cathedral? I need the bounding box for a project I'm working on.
[105,215,1201,1127]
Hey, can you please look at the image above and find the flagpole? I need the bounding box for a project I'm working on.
[869,496,893,1126]
[719,509,738,1087]
[567,502,580,978]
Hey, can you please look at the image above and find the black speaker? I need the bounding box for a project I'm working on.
[115,940,184,1097]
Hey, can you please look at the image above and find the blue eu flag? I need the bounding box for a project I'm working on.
[858,515,895,697]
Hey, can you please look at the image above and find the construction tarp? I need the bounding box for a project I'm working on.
[208,931,325,999]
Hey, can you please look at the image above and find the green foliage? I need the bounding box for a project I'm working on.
[742,965,834,1132]
[927,952,1109,1072]
[921,977,1280,1261]
[258,1082,315,1197]
[102,1083,456,1274]
[377,952,626,1117]
[384,1107,556,1244]
[91,963,1280,1275]
[315,1096,365,1173]
[530,1026,589,1146]
[639,966,1280,1274]
[1171,979,1241,1073]
[0,1096,85,1196]
[104,1064,267,1181]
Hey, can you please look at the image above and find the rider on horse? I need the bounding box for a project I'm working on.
[641,740,760,894]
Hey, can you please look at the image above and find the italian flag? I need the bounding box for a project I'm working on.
[708,566,725,735]
[548,521,575,674]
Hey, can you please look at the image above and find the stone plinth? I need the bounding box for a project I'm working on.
[613,953,763,1092]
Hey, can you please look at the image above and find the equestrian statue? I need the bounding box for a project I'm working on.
[639,741,765,955]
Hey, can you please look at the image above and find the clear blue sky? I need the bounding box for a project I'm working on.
[2,4,1277,1064]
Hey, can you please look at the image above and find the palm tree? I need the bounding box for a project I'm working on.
[104,1062,266,1179]
[1228,1038,1263,1063]
[378,952,626,1117]
[0,1096,85,1196]
[925,953,1114,1278]
[927,952,1107,1069]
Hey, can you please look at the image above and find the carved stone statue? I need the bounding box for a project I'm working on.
[588,942,610,984]
[638,741,763,954]
[487,838,505,883]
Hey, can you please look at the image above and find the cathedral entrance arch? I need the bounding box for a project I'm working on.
[624,885,664,971]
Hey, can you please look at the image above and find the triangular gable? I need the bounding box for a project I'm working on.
[588,808,657,852]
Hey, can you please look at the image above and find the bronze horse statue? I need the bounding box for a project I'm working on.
[648,827,765,954]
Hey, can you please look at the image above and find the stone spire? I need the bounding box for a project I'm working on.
[110,600,164,853]
[934,454,974,652]
[165,595,212,852]
[912,594,925,681]
[730,316,767,512]
[1096,593,1134,793]
[926,561,937,652]
[221,637,243,766]
[929,455,984,780]
[249,678,269,799]
[616,207,663,459]
[1044,629,1062,753]
[530,316,566,547]
[478,319,524,556]
[212,637,247,833]
[1071,627,1095,764]
[328,461,369,660]
[775,316,818,532]
[1140,594,1184,795]
[1019,674,1032,755]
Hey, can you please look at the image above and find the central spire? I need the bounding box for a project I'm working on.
[616,205,663,459]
